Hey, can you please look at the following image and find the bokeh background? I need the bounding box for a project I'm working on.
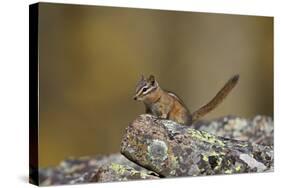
[38,3,273,167]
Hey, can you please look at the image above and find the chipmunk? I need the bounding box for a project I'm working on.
[133,74,239,126]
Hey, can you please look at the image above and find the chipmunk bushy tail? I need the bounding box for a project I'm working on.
[191,74,239,123]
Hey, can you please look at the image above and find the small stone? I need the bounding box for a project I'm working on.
[239,154,266,172]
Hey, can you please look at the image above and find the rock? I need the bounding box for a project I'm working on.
[120,114,273,177]
[39,153,154,185]
[92,163,159,182]
[192,115,273,146]
[38,114,274,185]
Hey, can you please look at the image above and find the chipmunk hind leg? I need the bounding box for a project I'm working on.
[167,102,192,125]
[169,110,192,125]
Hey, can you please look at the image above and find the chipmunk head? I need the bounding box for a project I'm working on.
[133,75,159,101]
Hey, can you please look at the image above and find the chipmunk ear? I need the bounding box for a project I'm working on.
[148,75,156,85]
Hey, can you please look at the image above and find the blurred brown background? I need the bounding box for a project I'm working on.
[38,3,273,167]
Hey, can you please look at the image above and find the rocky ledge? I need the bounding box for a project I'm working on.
[121,114,273,177]
[38,153,159,186]
[38,114,273,185]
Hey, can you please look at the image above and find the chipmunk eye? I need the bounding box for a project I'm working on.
[142,87,148,92]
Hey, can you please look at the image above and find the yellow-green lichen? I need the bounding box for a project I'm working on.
[139,172,150,179]
[224,169,233,174]
[202,155,209,162]
[214,158,223,170]
[187,129,225,147]
[110,163,126,175]
[130,168,150,179]
[237,143,248,147]
[201,151,224,170]
[170,155,180,173]
[202,151,225,160]
[235,164,241,172]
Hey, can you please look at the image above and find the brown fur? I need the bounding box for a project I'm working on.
[191,75,239,122]
[134,74,239,126]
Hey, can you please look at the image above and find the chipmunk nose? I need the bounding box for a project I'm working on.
[133,96,137,100]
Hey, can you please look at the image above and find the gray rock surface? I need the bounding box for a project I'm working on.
[92,163,159,182]
[38,114,273,185]
[39,153,156,185]
[192,115,273,146]
[121,114,273,177]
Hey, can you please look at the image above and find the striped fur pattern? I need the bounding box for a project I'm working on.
[133,74,239,126]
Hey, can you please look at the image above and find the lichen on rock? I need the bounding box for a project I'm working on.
[192,115,273,146]
[92,163,159,182]
[147,139,168,161]
[120,114,273,177]
[38,114,273,185]
[38,153,157,185]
